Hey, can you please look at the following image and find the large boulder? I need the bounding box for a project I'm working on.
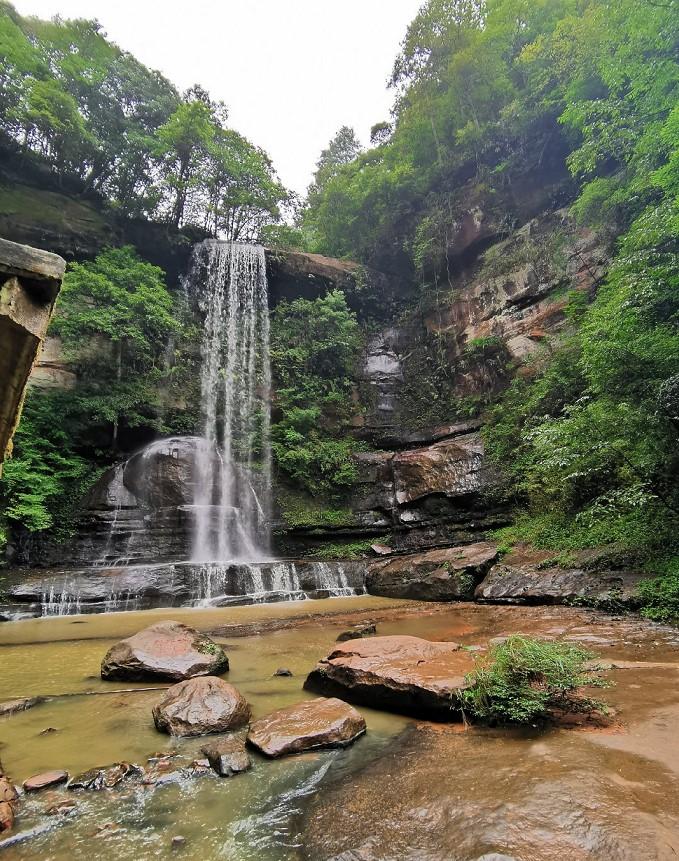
[304,636,474,718]
[367,542,498,600]
[475,562,644,607]
[101,621,228,681]
[200,737,251,776]
[247,697,366,758]
[391,433,485,505]
[152,677,251,737]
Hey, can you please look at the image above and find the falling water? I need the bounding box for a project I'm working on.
[187,241,272,562]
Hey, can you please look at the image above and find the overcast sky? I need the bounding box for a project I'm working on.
[13,0,423,195]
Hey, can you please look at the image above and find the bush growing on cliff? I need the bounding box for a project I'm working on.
[270,291,363,496]
[460,636,609,724]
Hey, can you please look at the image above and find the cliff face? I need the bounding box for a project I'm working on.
[1,165,610,564]
[0,238,64,469]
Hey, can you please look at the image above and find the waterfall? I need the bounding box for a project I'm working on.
[186,241,272,563]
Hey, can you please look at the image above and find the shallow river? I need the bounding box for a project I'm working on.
[2,597,679,860]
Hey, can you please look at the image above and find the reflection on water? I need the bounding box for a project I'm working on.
[1,599,679,859]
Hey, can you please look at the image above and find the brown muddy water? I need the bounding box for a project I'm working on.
[1,597,679,860]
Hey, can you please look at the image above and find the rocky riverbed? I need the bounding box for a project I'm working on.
[1,597,679,860]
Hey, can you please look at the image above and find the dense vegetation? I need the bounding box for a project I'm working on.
[0,247,198,550]
[270,290,363,497]
[0,1,290,237]
[301,0,679,614]
[460,635,609,724]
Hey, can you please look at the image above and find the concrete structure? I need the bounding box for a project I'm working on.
[0,237,65,470]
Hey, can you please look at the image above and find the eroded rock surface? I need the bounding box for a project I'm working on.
[476,561,644,607]
[153,677,251,737]
[304,636,473,718]
[367,542,498,601]
[247,697,366,758]
[101,621,228,681]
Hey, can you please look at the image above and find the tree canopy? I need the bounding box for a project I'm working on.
[0,2,290,237]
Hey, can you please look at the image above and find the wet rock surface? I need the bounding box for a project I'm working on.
[152,676,251,737]
[68,762,144,791]
[22,771,68,793]
[476,558,645,607]
[304,635,473,718]
[303,722,679,861]
[0,758,17,834]
[247,697,366,758]
[367,542,499,601]
[336,622,377,642]
[200,737,251,776]
[101,621,229,681]
[0,697,43,717]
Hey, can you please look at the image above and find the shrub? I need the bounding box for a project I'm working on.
[459,635,609,724]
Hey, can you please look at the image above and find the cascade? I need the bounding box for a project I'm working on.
[187,241,272,563]
[1,242,368,618]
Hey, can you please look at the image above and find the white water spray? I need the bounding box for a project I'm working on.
[187,241,272,562]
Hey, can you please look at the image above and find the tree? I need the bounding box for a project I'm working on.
[307,126,362,200]
[52,246,178,448]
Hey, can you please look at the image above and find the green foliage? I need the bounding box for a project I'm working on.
[637,558,679,623]
[1,247,196,541]
[0,391,102,537]
[460,635,609,724]
[0,3,290,236]
[270,291,364,496]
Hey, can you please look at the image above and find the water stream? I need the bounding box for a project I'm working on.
[2,601,679,859]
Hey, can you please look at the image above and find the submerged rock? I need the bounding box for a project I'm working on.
[0,697,44,717]
[22,770,68,792]
[152,677,251,737]
[68,762,144,791]
[336,623,377,642]
[304,635,473,718]
[367,542,498,601]
[273,667,293,677]
[247,697,366,758]
[101,621,229,682]
[200,737,251,776]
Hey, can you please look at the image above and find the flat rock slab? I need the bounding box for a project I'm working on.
[247,697,366,758]
[23,770,68,792]
[367,542,499,601]
[304,635,473,718]
[200,737,251,776]
[475,564,644,607]
[101,620,229,681]
[153,676,251,737]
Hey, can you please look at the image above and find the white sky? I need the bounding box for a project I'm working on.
[12,0,423,195]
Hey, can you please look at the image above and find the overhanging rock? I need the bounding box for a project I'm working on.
[0,236,65,469]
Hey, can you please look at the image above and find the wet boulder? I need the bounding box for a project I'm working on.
[152,677,251,737]
[22,770,68,792]
[68,762,144,791]
[475,562,644,607]
[304,635,474,718]
[247,697,366,758]
[200,737,251,776]
[101,621,228,682]
[367,542,498,601]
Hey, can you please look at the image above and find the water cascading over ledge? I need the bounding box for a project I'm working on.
[0,242,367,618]
[187,240,272,563]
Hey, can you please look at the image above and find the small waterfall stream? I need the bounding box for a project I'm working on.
[187,241,272,563]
